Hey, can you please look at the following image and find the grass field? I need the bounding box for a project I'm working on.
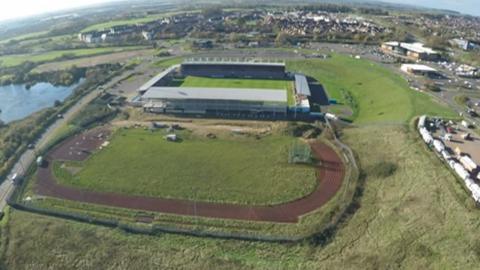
[287,55,457,123]
[177,76,291,90]
[4,125,479,269]
[53,128,317,205]
[0,46,146,67]
[81,11,200,32]
[169,76,295,106]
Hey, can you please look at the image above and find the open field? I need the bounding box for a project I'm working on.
[287,55,457,123]
[81,11,200,32]
[0,46,147,67]
[4,124,479,269]
[52,128,317,206]
[32,49,154,72]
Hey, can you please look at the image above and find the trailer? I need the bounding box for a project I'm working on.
[418,115,427,129]
[459,155,478,172]
[454,163,470,180]
[433,139,445,153]
[441,150,452,161]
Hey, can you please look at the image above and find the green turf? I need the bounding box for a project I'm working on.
[287,55,457,124]
[0,46,145,67]
[178,76,291,90]
[53,128,317,206]
[169,76,295,106]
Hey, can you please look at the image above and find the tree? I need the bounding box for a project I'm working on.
[275,32,289,47]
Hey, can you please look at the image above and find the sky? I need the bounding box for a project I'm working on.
[0,0,479,22]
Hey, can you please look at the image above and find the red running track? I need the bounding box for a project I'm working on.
[36,132,345,223]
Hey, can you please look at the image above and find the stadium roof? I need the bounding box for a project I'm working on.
[143,87,287,103]
[294,74,311,96]
[183,59,285,67]
[138,64,180,92]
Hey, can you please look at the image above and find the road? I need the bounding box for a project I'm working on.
[0,69,138,212]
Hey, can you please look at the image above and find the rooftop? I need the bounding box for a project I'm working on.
[294,74,311,96]
[401,64,438,72]
[383,41,438,55]
[143,87,287,103]
[183,58,285,67]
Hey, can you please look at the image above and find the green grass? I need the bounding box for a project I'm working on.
[53,128,317,205]
[0,31,49,44]
[4,125,480,269]
[173,76,295,106]
[287,55,457,124]
[0,46,145,67]
[177,76,291,89]
[81,11,200,32]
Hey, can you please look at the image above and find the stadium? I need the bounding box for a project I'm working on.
[136,58,312,117]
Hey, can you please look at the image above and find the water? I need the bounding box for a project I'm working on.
[0,81,82,123]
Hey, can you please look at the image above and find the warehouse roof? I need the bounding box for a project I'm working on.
[143,87,287,103]
[294,74,311,96]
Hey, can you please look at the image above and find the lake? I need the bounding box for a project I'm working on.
[0,81,82,124]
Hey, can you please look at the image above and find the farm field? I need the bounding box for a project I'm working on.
[32,49,154,72]
[4,125,479,269]
[81,10,200,32]
[0,46,146,67]
[53,128,317,205]
[287,55,457,123]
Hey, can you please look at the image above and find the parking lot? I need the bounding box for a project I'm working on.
[432,121,480,165]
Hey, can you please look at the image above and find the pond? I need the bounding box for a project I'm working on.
[0,81,82,124]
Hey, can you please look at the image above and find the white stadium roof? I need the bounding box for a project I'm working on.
[143,87,287,103]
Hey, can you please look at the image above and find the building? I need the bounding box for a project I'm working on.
[450,38,479,51]
[138,61,291,117]
[293,74,311,113]
[401,64,440,77]
[142,87,287,115]
[180,59,286,79]
[381,41,440,61]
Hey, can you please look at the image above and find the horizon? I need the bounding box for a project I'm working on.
[0,0,479,23]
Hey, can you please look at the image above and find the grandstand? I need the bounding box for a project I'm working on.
[137,59,314,118]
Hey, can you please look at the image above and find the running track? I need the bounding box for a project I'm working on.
[36,131,345,223]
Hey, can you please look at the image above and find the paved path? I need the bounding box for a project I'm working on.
[0,69,138,212]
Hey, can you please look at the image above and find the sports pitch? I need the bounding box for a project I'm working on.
[53,128,317,205]
[169,76,296,105]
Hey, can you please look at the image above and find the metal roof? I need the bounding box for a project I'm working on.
[183,59,285,67]
[142,87,287,103]
[138,64,180,92]
[294,74,311,96]
[401,64,438,72]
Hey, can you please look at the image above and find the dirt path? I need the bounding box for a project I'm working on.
[36,131,345,223]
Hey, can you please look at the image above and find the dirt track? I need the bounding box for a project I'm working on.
[36,130,345,223]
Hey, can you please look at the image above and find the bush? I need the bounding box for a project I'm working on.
[369,161,397,178]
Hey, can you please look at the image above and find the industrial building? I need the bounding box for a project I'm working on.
[381,41,440,61]
[401,64,440,77]
[136,60,314,117]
